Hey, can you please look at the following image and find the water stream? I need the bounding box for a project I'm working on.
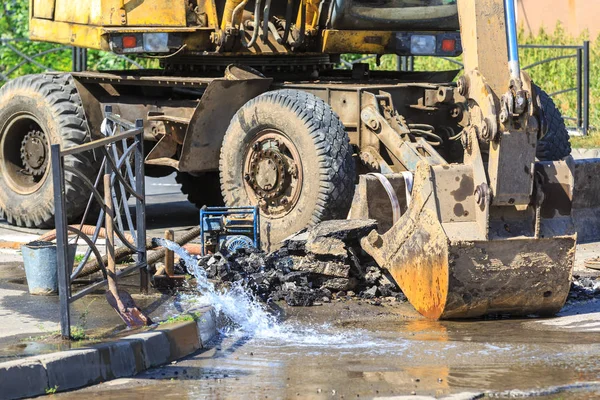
[153,238,397,350]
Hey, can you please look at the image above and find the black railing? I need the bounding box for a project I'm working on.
[51,108,147,339]
[520,42,591,136]
[345,41,592,135]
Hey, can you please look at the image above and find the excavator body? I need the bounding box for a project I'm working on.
[0,0,595,319]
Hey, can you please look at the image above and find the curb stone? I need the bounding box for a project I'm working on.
[374,393,484,400]
[571,148,600,160]
[0,307,217,399]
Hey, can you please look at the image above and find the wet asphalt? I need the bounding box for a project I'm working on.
[57,298,600,399]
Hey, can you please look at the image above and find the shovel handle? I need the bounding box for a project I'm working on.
[104,174,120,301]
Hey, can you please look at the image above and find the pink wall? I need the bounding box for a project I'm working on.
[517,0,600,39]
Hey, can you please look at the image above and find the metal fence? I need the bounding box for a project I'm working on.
[51,107,147,339]
[520,42,591,136]
[344,42,592,135]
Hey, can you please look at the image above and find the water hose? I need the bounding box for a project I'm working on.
[37,226,201,278]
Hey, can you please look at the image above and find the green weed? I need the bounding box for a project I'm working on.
[159,311,205,325]
[45,386,58,394]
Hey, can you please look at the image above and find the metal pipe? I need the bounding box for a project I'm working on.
[304,0,320,30]
[245,0,263,48]
[583,40,590,136]
[290,0,306,49]
[503,0,520,82]
[231,0,250,29]
[104,174,122,311]
[51,144,71,339]
[134,119,148,294]
[577,48,583,131]
[281,0,294,44]
[262,0,272,43]
[221,0,245,30]
[268,21,282,43]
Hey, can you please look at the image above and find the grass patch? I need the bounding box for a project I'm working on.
[159,311,206,325]
[45,386,58,395]
[571,133,600,149]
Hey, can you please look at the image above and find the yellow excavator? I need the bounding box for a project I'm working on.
[0,0,594,319]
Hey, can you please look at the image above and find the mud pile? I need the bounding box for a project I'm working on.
[195,219,407,307]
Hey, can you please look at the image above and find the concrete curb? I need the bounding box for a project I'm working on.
[571,148,600,160]
[0,307,217,399]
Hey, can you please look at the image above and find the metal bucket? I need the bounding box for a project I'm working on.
[21,241,77,295]
[359,164,576,320]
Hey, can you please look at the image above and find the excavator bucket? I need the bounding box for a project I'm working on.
[359,160,577,320]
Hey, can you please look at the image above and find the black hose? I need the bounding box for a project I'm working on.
[281,0,294,44]
[408,124,443,147]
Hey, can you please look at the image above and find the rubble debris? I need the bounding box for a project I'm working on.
[191,219,406,307]
[567,275,600,303]
[183,219,599,311]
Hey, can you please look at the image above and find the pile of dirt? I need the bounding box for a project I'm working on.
[195,219,407,307]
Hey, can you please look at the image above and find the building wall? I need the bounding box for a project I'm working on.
[517,0,600,38]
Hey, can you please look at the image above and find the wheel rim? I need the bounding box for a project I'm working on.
[243,129,303,218]
[0,113,49,195]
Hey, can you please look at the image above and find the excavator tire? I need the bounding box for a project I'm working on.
[0,74,98,228]
[220,89,356,247]
[176,171,224,208]
[535,84,571,161]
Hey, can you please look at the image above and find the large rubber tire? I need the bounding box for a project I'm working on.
[219,89,356,247]
[176,171,224,208]
[0,74,98,227]
[535,84,571,161]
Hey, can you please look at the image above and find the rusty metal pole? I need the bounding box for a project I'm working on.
[104,174,123,311]
[164,229,175,277]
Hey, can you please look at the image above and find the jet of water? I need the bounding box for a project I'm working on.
[152,238,278,333]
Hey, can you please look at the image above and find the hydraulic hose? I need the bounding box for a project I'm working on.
[504,0,521,81]
[281,0,294,44]
[261,0,273,43]
[222,0,246,30]
[231,0,250,29]
[245,0,263,48]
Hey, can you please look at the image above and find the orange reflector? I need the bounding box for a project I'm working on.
[122,36,137,49]
[441,39,455,53]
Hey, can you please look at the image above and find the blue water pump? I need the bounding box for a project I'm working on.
[199,206,261,256]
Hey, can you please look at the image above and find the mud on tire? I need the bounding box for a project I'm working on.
[219,89,356,247]
[0,74,99,227]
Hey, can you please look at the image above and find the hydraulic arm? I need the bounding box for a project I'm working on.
[360,0,576,319]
